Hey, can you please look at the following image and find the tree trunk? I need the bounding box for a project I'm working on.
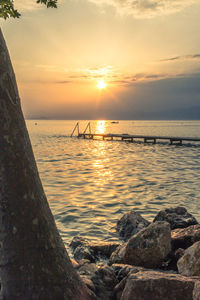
[0,28,92,300]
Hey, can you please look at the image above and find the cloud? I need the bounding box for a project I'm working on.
[89,0,198,18]
[27,75,200,120]
[160,54,200,62]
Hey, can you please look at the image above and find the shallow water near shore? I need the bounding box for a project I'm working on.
[26,120,200,248]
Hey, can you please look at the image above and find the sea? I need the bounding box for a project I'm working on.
[26,120,200,248]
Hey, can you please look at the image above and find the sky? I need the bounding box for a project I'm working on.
[1,0,200,119]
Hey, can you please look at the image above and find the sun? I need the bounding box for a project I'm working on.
[97,79,106,90]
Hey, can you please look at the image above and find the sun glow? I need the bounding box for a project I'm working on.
[96,120,106,134]
[97,79,106,90]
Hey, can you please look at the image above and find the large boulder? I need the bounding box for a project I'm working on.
[153,206,198,230]
[177,241,200,276]
[117,210,150,240]
[119,270,199,300]
[171,224,200,251]
[111,221,171,268]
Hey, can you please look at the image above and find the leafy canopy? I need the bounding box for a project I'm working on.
[0,0,57,19]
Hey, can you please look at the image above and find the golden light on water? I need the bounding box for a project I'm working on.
[97,79,106,90]
[96,120,106,134]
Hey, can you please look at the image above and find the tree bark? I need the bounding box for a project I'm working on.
[0,28,92,300]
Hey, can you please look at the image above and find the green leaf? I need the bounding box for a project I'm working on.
[0,0,57,19]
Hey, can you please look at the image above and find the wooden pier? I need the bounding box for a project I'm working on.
[70,122,200,145]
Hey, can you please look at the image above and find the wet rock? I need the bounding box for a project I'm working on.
[177,241,200,276]
[171,224,200,250]
[70,236,120,262]
[120,270,198,300]
[153,206,198,230]
[70,236,88,251]
[109,243,127,265]
[117,209,150,240]
[110,221,171,268]
[74,245,95,263]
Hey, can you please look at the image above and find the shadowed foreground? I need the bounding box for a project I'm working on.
[0,28,92,300]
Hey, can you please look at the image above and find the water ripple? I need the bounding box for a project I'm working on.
[27,120,200,247]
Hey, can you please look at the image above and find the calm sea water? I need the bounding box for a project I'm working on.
[26,120,200,247]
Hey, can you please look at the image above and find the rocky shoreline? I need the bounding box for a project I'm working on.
[70,206,200,300]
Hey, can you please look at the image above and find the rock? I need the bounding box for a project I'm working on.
[92,265,118,299]
[171,224,200,250]
[77,261,98,277]
[153,206,198,230]
[70,236,88,251]
[77,261,118,300]
[112,264,145,283]
[74,245,95,263]
[120,269,199,300]
[110,221,171,268]
[114,277,127,300]
[70,236,120,262]
[161,247,185,271]
[88,242,120,259]
[81,276,96,293]
[117,209,150,240]
[177,241,200,276]
[71,258,79,268]
[193,281,200,300]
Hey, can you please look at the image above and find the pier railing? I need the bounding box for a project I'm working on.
[70,122,79,137]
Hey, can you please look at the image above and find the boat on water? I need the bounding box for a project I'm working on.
[111,121,119,124]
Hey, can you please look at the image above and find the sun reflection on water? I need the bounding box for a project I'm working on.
[95,120,106,134]
[92,139,114,187]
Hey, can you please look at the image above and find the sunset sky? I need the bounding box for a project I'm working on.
[1,0,200,119]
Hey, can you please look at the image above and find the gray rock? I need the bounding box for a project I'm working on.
[120,270,199,300]
[177,241,200,276]
[153,206,198,230]
[110,221,171,268]
[117,209,150,240]
[171,224,200,250]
